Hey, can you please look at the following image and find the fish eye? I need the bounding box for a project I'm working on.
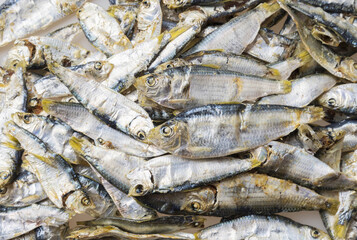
[29,98,38,107]
[23,114,32,124]
[142,0,150,7]
[327,98,336,107]
[134,184,144,194]
[166,64,172,68]
[81,197,91,206]
[94,62,102,70]
[97,138,105,145]
[137,130,146,140]
[160,125,173,137]
[191,201,202,211]
[311,229,320,238]
[354,63,357,69]
[0,187,7,194]
[146,76,157,87]
[193,222,201,227]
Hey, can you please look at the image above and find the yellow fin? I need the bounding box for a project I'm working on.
[296,50,312,65]
[29,153,57,168]
[169,26,190,41]
[326,197,339,215]
[303,106,325,123]
[41,99,57,114]
[267,68,281,78]
[201,64,221,69]
[69,137,85,156]
[279,80,292,94]
[1,141,21,150]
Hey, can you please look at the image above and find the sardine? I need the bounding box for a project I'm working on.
[135,66,291,109]
[183,2,280,56]
[107,1,139,36]
[298,0,357,14]
[78,3,132,57]
[139,173,338,216]
[127,154,265,196]
[148,104,324,158]
[45,56,154,141]
[195,214,331,240]
[78,215,205,234]
[46,23,82,42]
[69,136,146,194]
[42,100,165,158]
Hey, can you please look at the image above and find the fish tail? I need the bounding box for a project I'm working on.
[267,68,281,78]
[278,80,291,94]
[69,136,86,156]
[41,99,57,114]
[296,50,312,65]
[1,140,21,150]
[301,106,325,123]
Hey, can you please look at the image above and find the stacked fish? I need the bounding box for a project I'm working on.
[2,0,357,239]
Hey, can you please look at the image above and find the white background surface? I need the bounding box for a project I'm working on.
[0,0,326,231]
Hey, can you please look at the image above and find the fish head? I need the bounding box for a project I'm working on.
[183,215,206,228]
[163,0,190,9]
[127,167,154,196]
[340,59,357,82]
[128,115,154,141]
[11,112,44,133]
[137,0,161,30]
[178,8,207,27]
[147,119,189,153]
[317,88,345,112]
[155,59,189,73]
[311,24,340,47]
[65,189,95,214]
[301,227,331,240]
[85,61,114,80]
[134,73,172,103]
[180,186,217,214]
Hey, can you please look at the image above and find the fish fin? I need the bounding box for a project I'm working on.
[278,80,292,94]
[169,26,191,41]
[267,68,281,78]
[41,99,57,114]
[295,50,312,65]
[194,232,202,240]
[0,141,21,150]
[30,153,57,168]
[187,146,212,153]
[200,64,221,69]
[69,137,85,156]
[167,99,190,104]
[173,110,183,116]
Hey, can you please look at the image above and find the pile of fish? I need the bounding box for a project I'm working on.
[3,0,357,239]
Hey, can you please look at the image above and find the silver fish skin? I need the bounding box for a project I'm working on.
[259,141,357,190]
[0,67,27,188]
[45,57,154,141]
[6,36,92,70]
[0,204,70,240]
[135,66,291,110]
[78,2,133,57]
[245,28,297,63]
[74,165,101,183]
[98,173,157,220]
[0,0,87,47]
[11,112,80,165]
[196,214,331,240]
[139,173,338,216]
[318,84,357,114]
[67,225,195,239]
[46,23,82,42]
[42,101,165,158]
[6,121,94,214]
[259,74,337,107]
[69,137,146,194]
[79,215,204,234]
[101,32,171,92]
[127,154,265,196]
[132,0,162,45]
[183,2,280,56]
[148,104,324,159]
[34,225,69,240]
[0,168,47,207]
[32,61,114,102]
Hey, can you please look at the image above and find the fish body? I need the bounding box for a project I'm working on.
[148,104,324,158]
